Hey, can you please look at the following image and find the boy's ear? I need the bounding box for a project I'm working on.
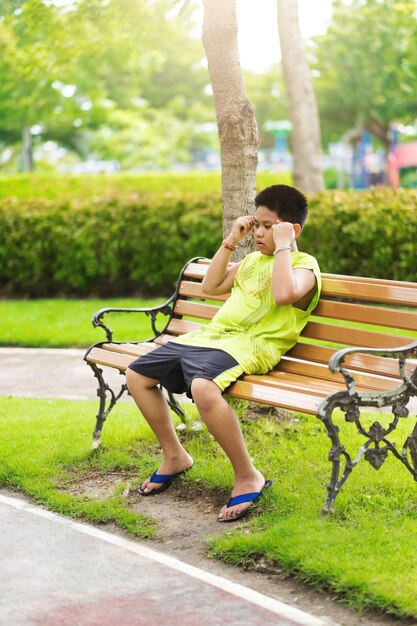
[293,223,302,238]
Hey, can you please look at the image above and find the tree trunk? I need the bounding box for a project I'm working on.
[21,125,34,172]
[202,0,259,259]
[277,0,324,192]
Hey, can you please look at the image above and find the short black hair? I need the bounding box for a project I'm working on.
[255,184,308,227]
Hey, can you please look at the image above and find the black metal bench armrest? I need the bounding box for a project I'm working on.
[328,339,417,394]
[92,294,176,341]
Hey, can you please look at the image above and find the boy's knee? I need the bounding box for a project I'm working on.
[125,367,155,391]
[125,367,138,390]
[191,378,220,411]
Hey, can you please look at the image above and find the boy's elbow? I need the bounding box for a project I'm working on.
[202,278,218,295]
[273,295,293,306]
[273,288,295,306]
[202,278,211,292]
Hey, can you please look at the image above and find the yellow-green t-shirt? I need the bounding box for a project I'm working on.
[172,251,321,375]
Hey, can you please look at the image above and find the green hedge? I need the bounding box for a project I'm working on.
[1,187,417,297]
[0,192,223,297]
[302,188,417,281]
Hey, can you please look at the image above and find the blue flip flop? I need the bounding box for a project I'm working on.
[217,479,273,523]
[138,466,193,496]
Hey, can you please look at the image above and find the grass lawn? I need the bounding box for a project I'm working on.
[1,396,416,619]
[0,172,291,201]
[0,297,164,347]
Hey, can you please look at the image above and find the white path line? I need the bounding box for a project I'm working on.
[0,494,338,626]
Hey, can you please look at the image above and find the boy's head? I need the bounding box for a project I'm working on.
[254,184,308,228]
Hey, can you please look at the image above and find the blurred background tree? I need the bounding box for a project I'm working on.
[277,0,324,192]
[0,0,216,171]
[202,0,259,252]
[1,0,417,188]
[313,0,417,164]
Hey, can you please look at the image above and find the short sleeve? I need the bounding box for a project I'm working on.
[291,252,321,312]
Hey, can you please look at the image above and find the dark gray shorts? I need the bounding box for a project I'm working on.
[127,342,241,398]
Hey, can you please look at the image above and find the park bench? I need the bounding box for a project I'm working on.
[84,257,417,514]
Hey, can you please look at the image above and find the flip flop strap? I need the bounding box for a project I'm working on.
[149,470,182,484]
[226,491,261,508]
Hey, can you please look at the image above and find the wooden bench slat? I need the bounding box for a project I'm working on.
[313,300,417,332]
[167,318,203,335]
[285,343,413,379]
[183,263,210,279]
[101,342,157,356]
[154,335,171,345]
[243,373,344,396]
[86,347,135,370]
[250,371,396,396]
[174,299,219,320]
[178,280,229,302]
[321,277,417,306]
[274,359,399,392]
[321,272,417,288]
[302,320,415,349]
[195,258,211,265]
[241,371,391,397]
[228,380,321,414]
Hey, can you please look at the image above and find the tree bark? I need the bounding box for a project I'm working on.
[277,0,324,192]
[202,0,259,259]
[21,125,34,172]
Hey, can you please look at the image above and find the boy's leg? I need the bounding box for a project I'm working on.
[190,377,265,520]
[125,368,193,494]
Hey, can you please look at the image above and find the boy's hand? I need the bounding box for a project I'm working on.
[227,216,255,244]
[272,221,295,248]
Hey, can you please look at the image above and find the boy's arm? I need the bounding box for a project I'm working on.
[271,222,317,307]
[202,216,255,295]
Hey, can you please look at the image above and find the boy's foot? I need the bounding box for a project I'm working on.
[138,453,193,496]
[217,472,271,522]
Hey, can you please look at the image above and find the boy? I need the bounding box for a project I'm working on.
[126,184,321,522]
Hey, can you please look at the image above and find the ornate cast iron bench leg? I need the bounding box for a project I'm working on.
[88,363,187,449]
[89,362,127,448]
[316,391,353,515]
[317,344,417,515]
[166,390,186,422]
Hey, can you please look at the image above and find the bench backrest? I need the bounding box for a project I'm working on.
[159,258,417,385]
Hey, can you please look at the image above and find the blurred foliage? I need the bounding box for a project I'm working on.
[303,187,417,280]
[0,0,216,169]
[0,191,222,296]
[313,0,417,147]
[400,167,417,188]
[0,171,289,296]
[243,65,289,149]
[2,0,417,170]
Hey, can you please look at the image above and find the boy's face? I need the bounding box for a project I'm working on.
[253,205,282,256]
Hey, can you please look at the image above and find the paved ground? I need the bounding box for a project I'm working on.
[1,493,336,626]
[0,347,338,626]
[0,347,111,401]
